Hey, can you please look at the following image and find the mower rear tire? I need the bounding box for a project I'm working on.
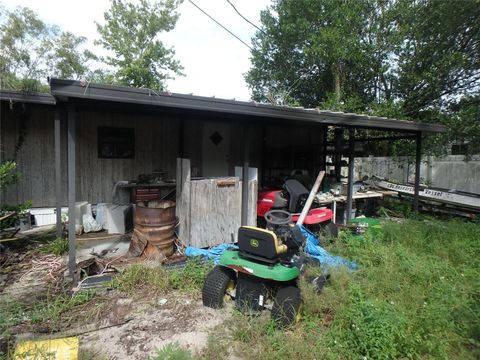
[202,266,235,309]
[271,286,302,327]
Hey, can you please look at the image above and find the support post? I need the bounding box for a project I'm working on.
[346,129,355,223]
[54,109,62,239]
[321,126,328,172]
[241,124,250,226]
[67,104,76,281]
[413,132,422,212]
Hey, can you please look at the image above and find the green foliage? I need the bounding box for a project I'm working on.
[202,219,480,359]
[0,161,19,189]
[29,290,97,327]
[37,237,69,256]
[0,290,96,335]
[95,0,183,89]
[0,5,97,91]
[151,342,193,360]
[47,31,98,80]
[247,0,480,155]
[0,6,54,86]
[168,258,213,293]
[111,259,213,296]
[110,263,170,295]
[0,161,32,228]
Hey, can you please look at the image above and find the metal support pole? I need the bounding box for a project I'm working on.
[241,124,250,226]
[413,132,422,212]
[54,109,62,239]
[346,129,355,223]
[321,126,328,173]
[67,104,76,281]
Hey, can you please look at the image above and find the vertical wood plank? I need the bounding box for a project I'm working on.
[176,158,191,245]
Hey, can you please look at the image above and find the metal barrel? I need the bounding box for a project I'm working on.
[134,200,176,257]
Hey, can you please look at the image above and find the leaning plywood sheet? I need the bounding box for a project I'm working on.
[188,178,257,248]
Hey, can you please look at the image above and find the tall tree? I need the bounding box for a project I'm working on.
[246,0,396,107]
[395,0,480,116]
[47,32,98,80]
[247,0,480,154]
[95,0,183,90]
[0,6,55,88]
[0,6,98,90]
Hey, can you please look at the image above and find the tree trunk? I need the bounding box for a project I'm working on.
[332,63,342,99]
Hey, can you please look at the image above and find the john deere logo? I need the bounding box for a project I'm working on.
[250,239,259,248]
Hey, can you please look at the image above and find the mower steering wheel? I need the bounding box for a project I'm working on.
[265,210,292,225]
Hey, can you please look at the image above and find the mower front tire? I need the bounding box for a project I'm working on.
[202,266,235,309]
[271,285,302,327]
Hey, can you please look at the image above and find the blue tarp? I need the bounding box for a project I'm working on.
[185,225,358,270]
[185,243,238,264]
[299,225,358,271]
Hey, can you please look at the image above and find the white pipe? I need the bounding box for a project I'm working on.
[296,170,325,226]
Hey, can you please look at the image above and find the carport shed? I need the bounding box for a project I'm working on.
[0,79,446,277]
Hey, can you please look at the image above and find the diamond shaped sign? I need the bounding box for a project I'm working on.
[210,131,223,146]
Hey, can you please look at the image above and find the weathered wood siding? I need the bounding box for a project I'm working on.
[75,109,179,204]
[187,178,257,248]
[1,103,180,206]
[1,103,65,207]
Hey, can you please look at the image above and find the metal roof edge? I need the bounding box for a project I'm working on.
[0,89,56,106]
[49,79,447,134]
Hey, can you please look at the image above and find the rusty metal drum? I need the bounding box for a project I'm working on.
[134,200,176,257]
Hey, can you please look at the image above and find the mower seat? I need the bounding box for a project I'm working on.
[284,179,309,213]
[238,226,288,264]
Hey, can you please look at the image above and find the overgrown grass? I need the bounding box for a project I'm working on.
[151,342,193,360]
[37,237,68,256]
[0,290,97,335]
[110,258,213,296]
[201,218,480,360]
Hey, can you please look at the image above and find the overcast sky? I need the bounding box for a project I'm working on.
[1,0,272,100]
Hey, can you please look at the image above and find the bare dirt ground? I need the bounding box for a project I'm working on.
[1,242,227,359]
[79,294,227,359]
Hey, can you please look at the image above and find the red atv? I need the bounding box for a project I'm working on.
[257,179,338,237]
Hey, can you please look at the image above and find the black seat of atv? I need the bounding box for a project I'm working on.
[238,226,288,264]
[284,179,309,213]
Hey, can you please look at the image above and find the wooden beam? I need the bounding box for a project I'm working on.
[54,109,62,239]
[67,103,76,281]
[346,129,355,223]
[176,158,191,245]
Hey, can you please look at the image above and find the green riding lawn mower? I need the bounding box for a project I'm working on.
[202,210,326,327]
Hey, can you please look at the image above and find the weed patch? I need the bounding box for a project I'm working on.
[0,290,97,336]
[111,258,213,296]
[37,237,68,256]
[151,342,193,360]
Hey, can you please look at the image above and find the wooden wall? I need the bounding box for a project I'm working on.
[1,103,180,207]
[1,102,65,207]
[1,100,324,208]
[75,109,180,204]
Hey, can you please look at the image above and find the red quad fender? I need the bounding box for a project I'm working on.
[257,190,333,225]
[290,208,333,225]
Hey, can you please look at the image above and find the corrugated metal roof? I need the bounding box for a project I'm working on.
[48,78,445,133]
[0,89,56,105]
